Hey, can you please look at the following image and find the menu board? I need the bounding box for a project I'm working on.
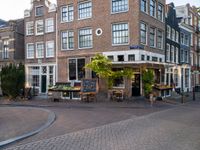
[81,79,98,93]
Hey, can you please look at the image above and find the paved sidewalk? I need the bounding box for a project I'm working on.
[5,102,200,150]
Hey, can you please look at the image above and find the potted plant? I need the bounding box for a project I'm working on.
[142,69,155,102]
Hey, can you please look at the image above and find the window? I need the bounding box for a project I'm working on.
[79,28,92,48]
[152,57,158,62]
[176,31,179,43]
[180,49,184,62]
[149,27,156,47]
[118,55,124,61]
[157,30,163,49]
[36,43,44,58]
[112,23,129,45]
[150,0,156,17]
[46,41,54,58]
[140,22,147,44]
[28,67,40,87]
[2,39,9,59]
[61,5,74,22]
[36,20,44,35]
[35,6,44,16]
[27,43,34,59]
[184,50,188,63]
[112,68,124,87]
[171,46,174,63]
[128,54,135,61]
[61,31,74,50]
[45,18,54,33]
[174,69,178,87]
[140,0,147,13]
[176,47,179,63]
[158,4,163,21]
[180,33,184,44]
[172,29,175,41]
[69,58,85,81]
[49,66,54,86]
[167,25,171,39]
[185,69,189,87]
[108,56,114,61]
[166,44,170,62]
[185,35,189,46]
[78,1,92,19]
[112,0,128,13]
[141,55,145,61]
[26,22,34,35]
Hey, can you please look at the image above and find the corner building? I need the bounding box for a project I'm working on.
[24,0,57,94]
[57,0,166,97]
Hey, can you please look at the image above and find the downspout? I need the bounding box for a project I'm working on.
[55,11,58,83]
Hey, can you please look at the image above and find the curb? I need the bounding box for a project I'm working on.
[0,107,56,148]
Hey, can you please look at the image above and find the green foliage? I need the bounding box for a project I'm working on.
[142,69,155,96]
[85,54,134,89]
[85,54,113,78]
[0,63,25,99]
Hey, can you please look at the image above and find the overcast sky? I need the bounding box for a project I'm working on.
[0,0,199,21]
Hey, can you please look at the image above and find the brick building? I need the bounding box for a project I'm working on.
[56,0,166,97]
[0,19,24,68]
[176,4,200,91]
[24,0,57,94]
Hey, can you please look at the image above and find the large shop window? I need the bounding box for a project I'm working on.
[112,68,124,88]
[69,58,85,81]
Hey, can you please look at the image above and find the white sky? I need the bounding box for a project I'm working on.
[0,0,199,21]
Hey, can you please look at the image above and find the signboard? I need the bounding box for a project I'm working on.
[130,45,144,50]
[81,79,98,93]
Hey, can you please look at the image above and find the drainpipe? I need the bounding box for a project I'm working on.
[55,12,58,83]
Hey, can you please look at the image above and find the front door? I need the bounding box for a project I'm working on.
[41,75,47,93]
[132,74,140,96]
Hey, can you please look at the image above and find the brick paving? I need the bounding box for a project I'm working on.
[5,102,200,150]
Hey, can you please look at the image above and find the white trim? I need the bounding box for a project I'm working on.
[35,5,44,17]
[26,43,34,59]
[60,4,74,23]
[46,41,54,58]
[111,22,130,46]
[78,27,93,49]
[45,18,54,33]
[35,20,44,35]
[110,0,129,14]
[36,42,44,58]
[78,1,92,20]
[26,21,34,36]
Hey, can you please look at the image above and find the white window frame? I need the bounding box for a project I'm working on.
[61,5,74,22]
[35,20,44,35]
[171,45,174,63]
[112,22,129,46]
[176,47,179,63]
[140,0,148,13]
[150,0,156,18]
[140,22,147,45]
[149,27,156,48]
[46,41,54,58]
[176,31,179,43]
[61,30,74,50]
[78,28,93,49]
[78,1,92,20]
[26,43,34,59]
[35,5,44,17]
[166,44,170,62]
[111,0,129,14]
[45,18,54,33]
[36,42,44,58]
[26,21,34,36]
[157,3,164,22]
[167,25,171,39]
[172,28,175,41]
[157,29,163,49]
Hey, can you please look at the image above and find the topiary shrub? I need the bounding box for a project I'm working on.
[0,63,25,99]
[142,69,155,96]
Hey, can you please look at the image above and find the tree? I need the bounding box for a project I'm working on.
[85,54,134,89]
[0,63,25,99]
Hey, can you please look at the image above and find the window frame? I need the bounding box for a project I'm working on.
[150,0,156,18]
[149,27,156,48]
[61,30,74,50]
[78,1,92,20]
[35,5,44,17]
[140,22,147,45]
[35,20,44,35]
[112,22,129,46]
[45,18,54,33]
[140,0,148,13]
[26,43,35,59]
[26,21,34,36]
[78,28,93,49]
[157,29,163,49]
[61,4,74,23]
[46,41,54,58]
[36,42,44,58]
[111,0,129,14]
[157,3,164,22]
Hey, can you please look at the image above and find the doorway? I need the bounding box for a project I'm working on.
[132,74,141,96]
[41,75,47,93]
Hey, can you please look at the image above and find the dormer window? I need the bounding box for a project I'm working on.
[35,6,44,16]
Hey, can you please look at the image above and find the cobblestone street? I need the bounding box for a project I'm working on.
[4,100,200,150]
